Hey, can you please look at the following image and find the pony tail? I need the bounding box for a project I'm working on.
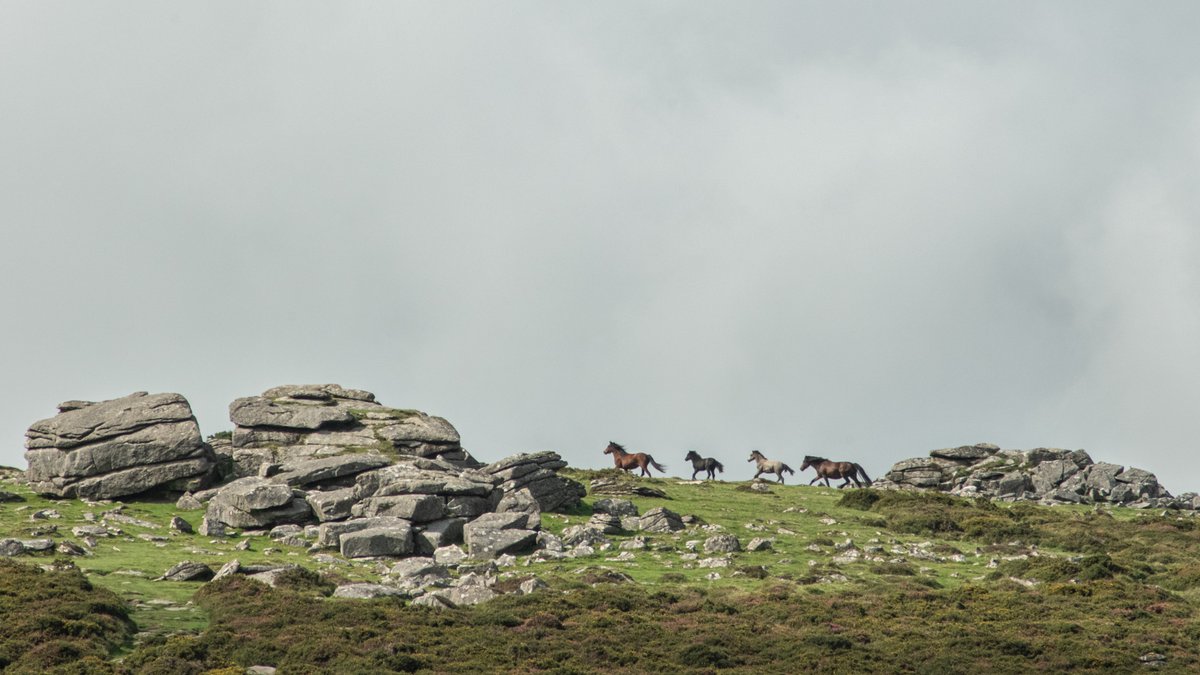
[855,463,872,485]
[782,463,795,475]
[648,456,667,473]
[715,461,725,473]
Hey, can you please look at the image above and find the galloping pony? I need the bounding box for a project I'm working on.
[800,455,872,488]
[684,451,724,480]
[604,442,667,477]
[748,450,795,484]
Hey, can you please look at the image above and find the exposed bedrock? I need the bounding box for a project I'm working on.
[876,443,1189,509]
[218,384,475,478]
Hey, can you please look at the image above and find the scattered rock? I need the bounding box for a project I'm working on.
[746,537,774,552]
[434,540,465,562]
[169,516,194,534]
[703,534,741,553]
[158,560,214,582]
[0,539,26,556]
[592,498,639,518]
[333,583,409,599]
[411,593,455,610]
[639,507,685,533]
[518,577,548,595]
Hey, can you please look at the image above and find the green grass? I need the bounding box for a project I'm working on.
[5,470,1200,672]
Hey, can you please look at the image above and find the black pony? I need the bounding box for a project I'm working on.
[684,451,725,480]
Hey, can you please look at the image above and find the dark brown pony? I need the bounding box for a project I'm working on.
[604,442,667,477]
[800,455,871,488]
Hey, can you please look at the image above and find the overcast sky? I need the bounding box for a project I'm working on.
[3,2,1199,488]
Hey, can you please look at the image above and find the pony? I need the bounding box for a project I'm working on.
[800,455,872,488]
[748,450,795,483]
[604,441,667,477]
[684,451,724,480]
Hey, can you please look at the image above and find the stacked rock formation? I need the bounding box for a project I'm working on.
[200,455,539,560]
[877,443,1192,509]
[481,451,586,514]
[24,392,215,499]
[219,384,477,478]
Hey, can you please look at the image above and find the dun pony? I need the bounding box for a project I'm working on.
[748,450,795,484]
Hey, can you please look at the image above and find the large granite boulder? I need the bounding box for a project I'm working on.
[24,392,216,499]
[877,443,1177,508]
[464,512,539,560]
[220,385,476,477]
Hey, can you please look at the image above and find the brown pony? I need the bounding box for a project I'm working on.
[800,455,871,488]
[604,442,667,477]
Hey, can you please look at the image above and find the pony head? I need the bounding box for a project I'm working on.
[684,450,700,460]
[604,441,625,455]
[748,450,765,462]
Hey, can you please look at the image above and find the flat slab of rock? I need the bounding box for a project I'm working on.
[317,516,411,548]
[929,444,997,462]
[351,494,446,522]
[340,524,415,558]
[332,583,409,599]
[270,454,392,487]
[158,561,214,582]
[465,528,537,559]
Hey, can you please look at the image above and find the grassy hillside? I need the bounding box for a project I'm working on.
[3,468,1200,672]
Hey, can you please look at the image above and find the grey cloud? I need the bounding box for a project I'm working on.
[2,2,1199,489]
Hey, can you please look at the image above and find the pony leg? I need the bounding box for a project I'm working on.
[809,476,820,486]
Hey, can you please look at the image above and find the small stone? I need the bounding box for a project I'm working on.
[169,516,194,534]
[434,545,467,565]
[518,577,548,594]
[746,537,774,552]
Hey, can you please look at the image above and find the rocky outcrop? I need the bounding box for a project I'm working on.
[481,452,586,513]
[204,477,312,528]
[877,443,1182,508]
[24,392,216,499]
[217,384,477,478]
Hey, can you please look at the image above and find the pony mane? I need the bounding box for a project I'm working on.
[804,455,828,463]
[609,441,626,452]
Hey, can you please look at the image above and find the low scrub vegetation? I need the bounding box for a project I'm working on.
[4,476,1200,671]
[0,559,134,674]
